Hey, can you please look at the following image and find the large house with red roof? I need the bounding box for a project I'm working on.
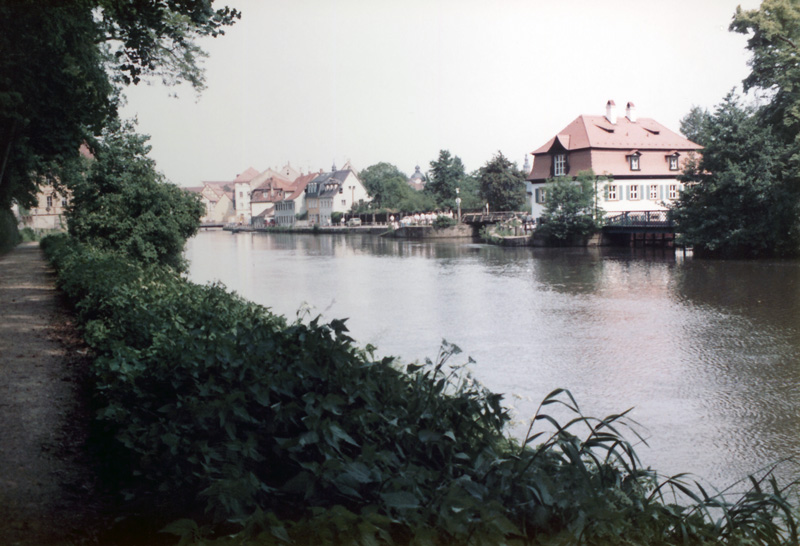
[526,100,702,222]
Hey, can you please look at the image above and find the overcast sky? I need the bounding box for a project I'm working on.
[119,0,762,187]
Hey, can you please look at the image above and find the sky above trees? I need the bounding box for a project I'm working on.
[119,0,762,187]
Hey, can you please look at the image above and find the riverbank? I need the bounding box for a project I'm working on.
[0,243,103,545]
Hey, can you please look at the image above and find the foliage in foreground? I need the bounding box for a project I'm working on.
[42,234,800,545]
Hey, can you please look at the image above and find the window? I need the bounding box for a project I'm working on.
[553,154,566,176]
[669,184,679,199]
[628,153,640,171]
[649,185,659,200]
[342,199,346,206]
[61,197,68,207]
[607,185,617,201]
[339,187,343,194]
[629,185,639,200]
[535,188,546,204]
[46,195,53,208]
[669,155,679,171]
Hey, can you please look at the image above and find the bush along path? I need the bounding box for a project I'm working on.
[39,233,800,546]
[0,243,104,545]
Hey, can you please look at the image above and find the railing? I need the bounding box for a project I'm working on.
[461,211,525,224]
[603,211,673,228]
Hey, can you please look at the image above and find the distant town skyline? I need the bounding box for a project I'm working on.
[120,0,762,187]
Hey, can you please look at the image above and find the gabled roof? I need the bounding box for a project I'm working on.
[305,169,355,197]
[531,115,701,155]
[233,167,260,184]
[288,173,316,197]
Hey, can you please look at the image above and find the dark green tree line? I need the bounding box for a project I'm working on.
[672,0,800,257]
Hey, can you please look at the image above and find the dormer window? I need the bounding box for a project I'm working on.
[627,151,641,171]
[667,153,680,171]
[553,154,567,176]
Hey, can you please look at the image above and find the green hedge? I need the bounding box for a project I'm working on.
[41,234,799,545]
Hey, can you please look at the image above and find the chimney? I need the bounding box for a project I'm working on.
[605,100,617,124]
[626,101,637,123]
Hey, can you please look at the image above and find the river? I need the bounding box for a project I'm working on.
[185,229,800,490]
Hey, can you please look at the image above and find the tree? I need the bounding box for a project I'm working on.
[679,106,712,145]
[731,0,800,168]
[0,4,115,210]
[670,93,798,257]
[477,151,527,211]
[357,162,437,213]
[66,120,204,270]
[537,170,601,244]
[0,0,238,237]
[359,162,410,208]
[425,150,466,209]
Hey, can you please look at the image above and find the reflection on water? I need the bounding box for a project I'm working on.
[185,230,800,488]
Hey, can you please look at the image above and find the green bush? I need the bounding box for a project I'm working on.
[432,215,457,229]
[42,235,800,545]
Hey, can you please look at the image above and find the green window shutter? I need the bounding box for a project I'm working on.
[603,184,609,201]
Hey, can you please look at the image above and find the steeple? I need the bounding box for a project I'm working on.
[523,155,531,174]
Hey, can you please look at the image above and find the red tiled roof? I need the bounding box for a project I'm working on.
[532,115,701,154]
[528,112,702,181]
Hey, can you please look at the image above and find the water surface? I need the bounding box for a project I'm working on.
[186,230,800,489]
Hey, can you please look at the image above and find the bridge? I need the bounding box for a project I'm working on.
[461,212,526,226]
[601,211,678,247]
[602,211,674,233]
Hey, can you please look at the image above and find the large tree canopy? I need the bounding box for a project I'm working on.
[477,151,527,212]
[731,0,800,168]
[357,162,435,213]
[671,93,798,257]
[0,0,239,213]
[425,150,466,209]
[668,0,800,258]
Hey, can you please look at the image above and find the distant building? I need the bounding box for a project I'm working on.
[526,100,702,221]
[407,165,426,191]
[305,163,370,226]
[17,144,93,231]
[274,173,317,227]
[18,183,69,230]
[185,182,235,224]
[232,167,260,224]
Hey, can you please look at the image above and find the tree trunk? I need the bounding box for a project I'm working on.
[0,119,18,199]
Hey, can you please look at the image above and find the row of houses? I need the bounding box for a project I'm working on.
[185,161,372,227]
[525,100,702,221]
[15,100,699,231]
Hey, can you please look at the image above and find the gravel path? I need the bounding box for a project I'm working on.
[0,243,100,545]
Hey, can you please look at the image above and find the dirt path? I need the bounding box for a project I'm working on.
[0,243,100,545]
